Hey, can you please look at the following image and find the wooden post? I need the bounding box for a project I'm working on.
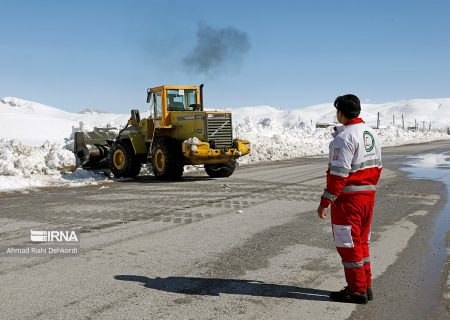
[422,121,425,131]
[415,119,417,131]
[402,114,405,130]
[377,112,380,129]
[429,122,431,131]
[393,114,395,126]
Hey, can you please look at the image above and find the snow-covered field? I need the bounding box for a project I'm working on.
[1,96,450,192]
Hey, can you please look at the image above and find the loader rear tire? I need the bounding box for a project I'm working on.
[151,138,184,181]
[110,140,141,178]
[204,159,236,178]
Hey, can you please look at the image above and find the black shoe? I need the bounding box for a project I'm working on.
[330,287,368,304]
[367,287,373,301]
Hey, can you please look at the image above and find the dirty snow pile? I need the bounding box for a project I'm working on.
[1,96,450,191]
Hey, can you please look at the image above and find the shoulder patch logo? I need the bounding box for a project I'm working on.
[332,148,340,160]
[363,131,375,152]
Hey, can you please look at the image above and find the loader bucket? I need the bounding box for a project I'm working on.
[73,127,119,169]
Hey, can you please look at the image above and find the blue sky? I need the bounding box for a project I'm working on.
[1,0,449,113]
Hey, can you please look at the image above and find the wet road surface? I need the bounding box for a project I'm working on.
[0,140,449,319]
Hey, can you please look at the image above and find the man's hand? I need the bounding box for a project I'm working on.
[317,205,328,219]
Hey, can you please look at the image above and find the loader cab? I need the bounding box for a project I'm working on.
[147,85,203,126]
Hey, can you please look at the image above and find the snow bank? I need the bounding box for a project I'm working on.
[232,107,450,165]
[1,96,450,192]
[376,126,450,147]
[233,113,331,164]
[0,139,108,191]
[0,140,74,176]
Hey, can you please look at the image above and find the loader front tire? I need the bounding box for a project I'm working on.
[204,159,236,178]
[110,140,141,178]
[151,138,184,180]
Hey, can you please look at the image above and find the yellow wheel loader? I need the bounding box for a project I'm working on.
[74,85,251,180]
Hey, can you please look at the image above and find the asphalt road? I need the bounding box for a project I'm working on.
[0,140,449,320]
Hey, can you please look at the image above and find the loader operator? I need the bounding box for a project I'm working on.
[317,94,382,304]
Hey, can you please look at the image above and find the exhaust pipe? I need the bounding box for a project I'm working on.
[200,83,204,109]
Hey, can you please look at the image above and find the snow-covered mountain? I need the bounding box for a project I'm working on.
[1,96,450,191]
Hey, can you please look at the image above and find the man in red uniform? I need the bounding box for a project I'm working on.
[317,94,382,304]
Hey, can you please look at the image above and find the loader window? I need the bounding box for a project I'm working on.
[154,92,162,119]
[167,89,198,112]
[186,90,198,110]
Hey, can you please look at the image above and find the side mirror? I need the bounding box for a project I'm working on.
[146,90,152,103]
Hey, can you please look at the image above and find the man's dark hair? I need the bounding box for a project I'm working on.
[334,94,361,119]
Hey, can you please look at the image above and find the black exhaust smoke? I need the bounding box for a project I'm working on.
[183,22,251,74]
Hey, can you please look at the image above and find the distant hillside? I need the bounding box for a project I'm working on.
[1,96,450,145]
